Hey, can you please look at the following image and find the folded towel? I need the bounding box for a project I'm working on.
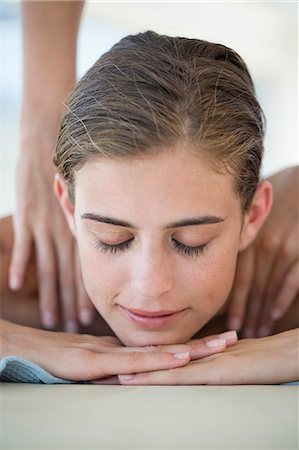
[1,355,298,385]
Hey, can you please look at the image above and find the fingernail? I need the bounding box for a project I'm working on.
[42,311,56,329]
[118,374,135,381]
[9,274,21,290]
[228,317,241,331]
[65,320,79,333]
[271,308,282,321]
[243,327,254,338]
[174,351,190,360]
[219,330,238,341]
[79,308,93,326]
[206,338,226,348]
[257,326,269,338]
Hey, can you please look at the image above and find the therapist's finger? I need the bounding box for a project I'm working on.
[56,237,78,332]
[35,232,59,329]
[74,244,95,327]
[272,260,299,318]
[242,245,276,338]
[256,262,299,338]
[266,226,298,321]
[227,247,255,332]
[9,221,32,290]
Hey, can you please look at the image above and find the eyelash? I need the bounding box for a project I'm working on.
[94,238,133,255]
[94,238,207,257]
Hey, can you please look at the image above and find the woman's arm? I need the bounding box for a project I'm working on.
[0,317,239,382]
[117,328,299,385]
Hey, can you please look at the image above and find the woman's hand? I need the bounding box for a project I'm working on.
[117,329,299,385]
[227,166,299,338]
[1,320,237,382]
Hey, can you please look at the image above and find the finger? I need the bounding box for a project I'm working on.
[9,221,32,290]
[35,233,59,329]
[227,247,255,332]
[265,226,298,321]
[56,238,78,332]
[118,359,205,385]
[184,336,228,360]
[74,244,95,327]
[117,338,226,360]
[242,242,277,338]
[257,260,299,337]
[88,350,191,380]
[114,331,237,360]
[271,260,299,319]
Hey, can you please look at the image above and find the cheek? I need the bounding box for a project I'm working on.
[77,241,125,308]
[186,238,239,313]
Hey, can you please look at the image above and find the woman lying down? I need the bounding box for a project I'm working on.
[1,31,298,385]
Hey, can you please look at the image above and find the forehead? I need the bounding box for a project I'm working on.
[74,149,240,222]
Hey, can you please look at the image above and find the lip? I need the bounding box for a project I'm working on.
[119,305,186,329]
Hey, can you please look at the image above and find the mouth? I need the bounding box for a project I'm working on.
[118,305,186,329]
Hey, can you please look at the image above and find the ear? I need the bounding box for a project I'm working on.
[239,180,273,252]
[54,173,76,238]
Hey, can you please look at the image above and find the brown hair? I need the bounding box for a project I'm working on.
[54,31,265,211]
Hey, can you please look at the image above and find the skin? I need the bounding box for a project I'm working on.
[1,150,298,384]
[227,166,299,337]
[13,0,297,337]
[1,214,240,382]
[9,0,92,333]
[56,145,272,348]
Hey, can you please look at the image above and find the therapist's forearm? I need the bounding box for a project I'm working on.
[21,0,84,121]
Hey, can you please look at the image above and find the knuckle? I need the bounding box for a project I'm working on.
[76,347,93,361]
[127,351,143,365]
[143,345,156,352]
[144,344,163,353]
[78,349,108,378]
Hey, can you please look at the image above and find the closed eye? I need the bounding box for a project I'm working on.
[94,238,134,254]
[172,239,207,257]
[94,237,207,257]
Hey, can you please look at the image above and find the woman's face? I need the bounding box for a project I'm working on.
[72,148,244,346]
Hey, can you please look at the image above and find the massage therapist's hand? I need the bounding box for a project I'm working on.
[1,320,237,382]
[117,328,299,385]
[227,166,299,338]
[8,1,93,332]
[9,122,95,332]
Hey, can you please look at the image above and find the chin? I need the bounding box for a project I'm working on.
[111,326,198,347]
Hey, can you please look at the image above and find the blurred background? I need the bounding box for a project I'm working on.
[1,1,298,216]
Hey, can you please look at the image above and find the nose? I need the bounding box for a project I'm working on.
[130,246,174,299]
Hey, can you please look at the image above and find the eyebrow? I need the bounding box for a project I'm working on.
[81,213,225,229]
